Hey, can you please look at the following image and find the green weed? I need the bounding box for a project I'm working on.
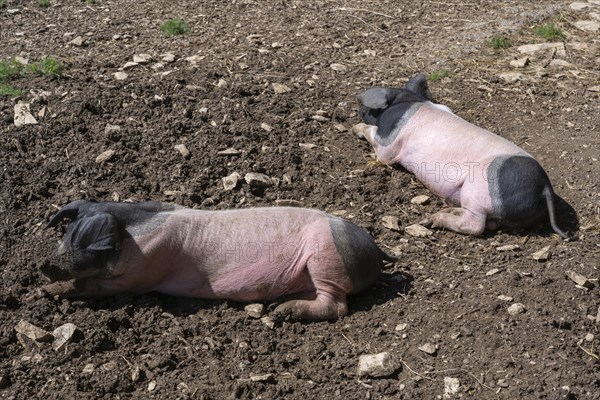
[26,57,64,77]
[534,23,565,41]
[429,69,450,81]
[0,84,23,98]
[161,18,190,36]
[488,36,510,49]
[39,0,50,7]
[0,0,6,8]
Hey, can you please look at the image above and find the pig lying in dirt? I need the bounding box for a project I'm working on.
[41,200,394,320]
[353,74,568,238]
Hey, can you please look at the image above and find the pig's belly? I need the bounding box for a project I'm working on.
[155,260,316,302]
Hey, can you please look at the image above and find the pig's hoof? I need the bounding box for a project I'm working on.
[419,217,433,227]
[351,123,368,139]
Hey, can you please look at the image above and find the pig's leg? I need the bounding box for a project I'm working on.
[421,207,486,235]
[352,123,379,148]
[272,290,348,320]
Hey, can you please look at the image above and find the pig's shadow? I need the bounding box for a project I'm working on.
[348,271,413,314]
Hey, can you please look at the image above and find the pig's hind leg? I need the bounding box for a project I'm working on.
[421,207,487,236]
[272,290,348,321]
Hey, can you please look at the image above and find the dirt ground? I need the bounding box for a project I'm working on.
[1,0,599,398]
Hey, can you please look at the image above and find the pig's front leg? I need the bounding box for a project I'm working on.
[420,207,486,236]
[41,278,130,298]
[352,123,380,148]
[272,291,348,321]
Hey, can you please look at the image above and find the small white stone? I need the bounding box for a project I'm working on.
[261,316,275,329]
[217,148,241,156]
[105,124,121,134]
[299,143,318,149]
[122,61,139,70]
[114,71,128,80]
[245,303,264,318]
[395,323,408,332]
[570,2,590,10]
[14,102,38,127]
[410,195,430,205]
[574,20,600,31]
[497,295,513,302]
[382,216,401,232]
[147,380,157,391]
[507,303,526,316]
[70,36,84,46]
[82,364,95,374]
[585,333,594,342]
[222,172,240,191]
[174,144,191,159]
[52,323,77,351]
[250,373,274,382]
[444,377,460,397]
[532,246,551,261]
[244,172,272,187]
[405,224,433,237]
[517,42,566,56]
[14,320,53,343]
[133,54,152,64]
[510,57,529,68]
[357,352,399,378]
[330,63,348,72]
[161,53,176,63]
[272,83,291,94]
[95,149,115,164]
[486,268,503,276]
[260,122,273,132]
[565,270,594,289]
[496,244,521,252]
[418,343,437,355]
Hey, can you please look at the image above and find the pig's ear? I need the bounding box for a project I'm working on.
[66,213,120,252]
[46,200,88,228]
[357,88,396,109]
[406,74,433,100]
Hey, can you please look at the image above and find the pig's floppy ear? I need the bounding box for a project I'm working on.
[357,88,397,109]
[65,213,120,252]
[405,74,433,101]
[46,200,88,229]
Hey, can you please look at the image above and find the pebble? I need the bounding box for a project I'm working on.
[174,144,191,159]
[395,323,408,332]
[498,72,523,83]
[570,2,590,10]
[507,303,526,316]
[161,53,176,63]
[585,333,594,342]
[418,343,437,355]
[486,268,503,276]
[299,143,318,149]
[244,172,272,187]
[14,320,53,343]
[517,42,566,56]
[496,244,521,252]
[574,20,600,31]
[261,316,275,329]
[260,122,273,132]
[357,352,400,378]
[95,149,115,164]
[245,303,264,318]
[133,54,152,64]
[114,71,128,80]
[497,295,513,302]
[531,246,551,261]
[222,172,240,191]
[104,124,121,134]
[410,195,430,205]
[333,123,347,132]
[82,364,95,374]
[272,83,291,94]
[405,224,433,238]
[330,63,348,72]
[122,61,138,70]
[382,215,401,232]
[14,102,38,127]
[70,36,84,46]
[250,373,275,382]
[148,381,157,391]
[311,115,330,122]
[510,57,529,68]
[217,148,241,156]
[52,323,77,351]
[565,270,594,289]
[444,377,460,397]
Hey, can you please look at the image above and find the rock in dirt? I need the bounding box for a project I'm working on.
[357,352,400,378]
[245,303,264,318]
[174,144,191,159]
[133,54,152,64]
[82,364,95,374]
[507,303,526,316]
[574,20,600,31]
[565,270,594,289]
[444,377,460,397]
[585,333,594,342]
[14,102,38,127]
[222,172,240,191]
[510,57,529,68]
[498,72,523,83]
[496,244,520,252]
[122,61,138,70]
[405,224,433,238]
[15,320,53,343]
[410,195,430,205]
[418,343,437,355]
[486,268,503,276]
[70,36,84,47]
[299,143,318,150]
[52,323,77,351]
[272,83,291,94]
[517,42,565,56]
[260,122,273,132]
[570,2,591,10]
[330,63,348,73]
[395,323,408,332]
[95,149,115,164]
[532,246,551,261]
[114,71,128,80]
[382,215,401,232]
[244,172,272,187]
[162,53,176,63]
[105,124,121,134]
[217,148,241,156]
[497,295,513,302]
[250,373,275,382]
[261,316,275,329]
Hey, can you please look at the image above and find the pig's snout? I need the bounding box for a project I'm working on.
[39,258,75,282]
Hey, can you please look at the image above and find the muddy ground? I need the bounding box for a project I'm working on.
[1,0,599,398]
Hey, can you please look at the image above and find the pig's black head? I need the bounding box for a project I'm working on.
[42,201,122,282]
[358,74,433,126]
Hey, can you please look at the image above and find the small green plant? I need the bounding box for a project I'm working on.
[0,59,23,81]
[0,0,6,8]
[39,0,50,7]
[488,36,510,49]
[26,57,64,77]
[429,69,450,81]
[0,84,23,97]
[534,23,565,41]
[161,18,190,36]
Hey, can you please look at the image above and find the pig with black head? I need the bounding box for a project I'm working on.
[41,200,395,320]
[353,74,569,238]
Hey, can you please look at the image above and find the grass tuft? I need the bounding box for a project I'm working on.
[534,23,565,41]
[39,0,50,7]
[488,36,510,49]
[428,69,450,81]
[161,18,191,36]
[0,57,64,97]
[0,0,6,8]
[0,84,23,98]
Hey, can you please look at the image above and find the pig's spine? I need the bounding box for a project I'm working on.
[543,186,569,239]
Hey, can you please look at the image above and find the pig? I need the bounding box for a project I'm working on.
[40,200,395,320]
[352,73,569,238]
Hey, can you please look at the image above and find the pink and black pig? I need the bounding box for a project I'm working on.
[353,74,569,238]
[41,200,394,320]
